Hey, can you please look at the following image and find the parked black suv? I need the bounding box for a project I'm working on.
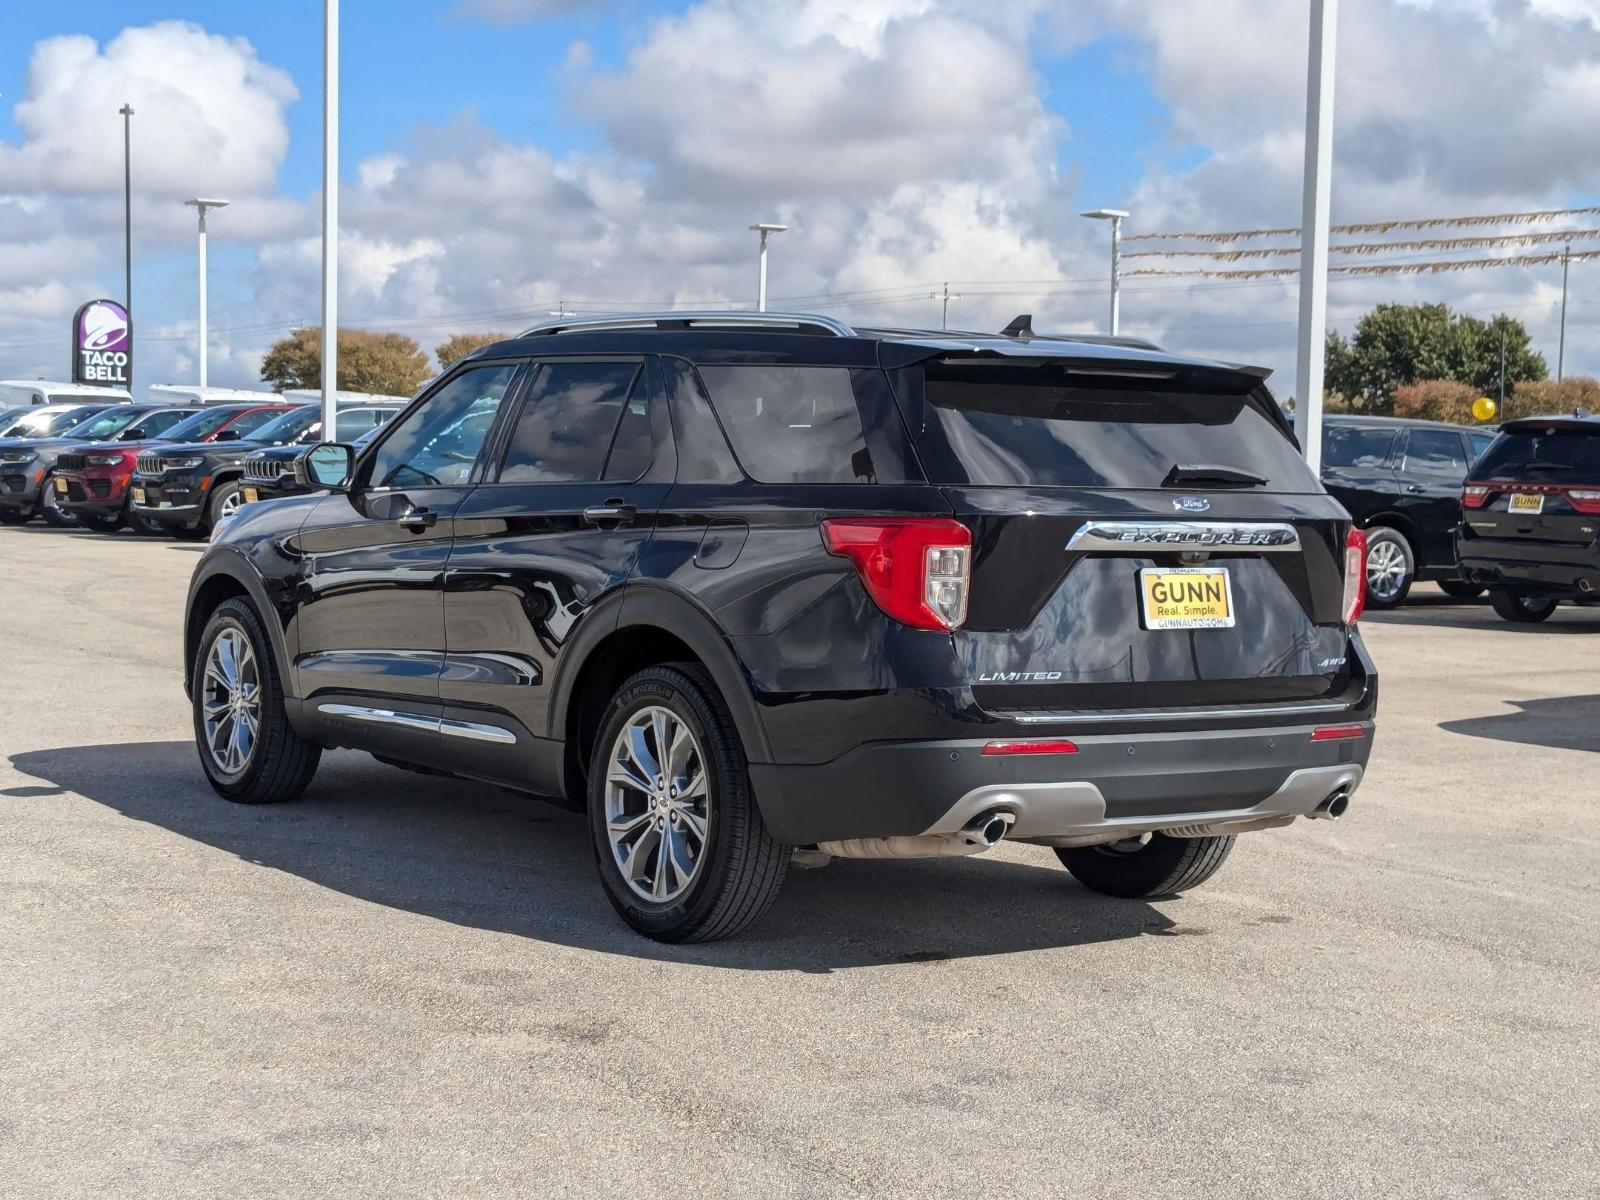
[1319,415,1495,608]
[239,405,402,505]
[183,313,1377,942]
[1457,413,1600,622]
[128,403,304,534]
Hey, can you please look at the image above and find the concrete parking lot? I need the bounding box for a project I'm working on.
[1,522,1596,1199]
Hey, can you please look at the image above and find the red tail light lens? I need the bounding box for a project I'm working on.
[821,517,971,631]
[1461,484,1491,509]
[1311,724,1367,742]
[1567,488,1600,515]
[1341,526,1367,625]
[981,739,1079,756]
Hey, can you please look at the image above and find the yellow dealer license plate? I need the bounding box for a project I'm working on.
[242,486,259,504]
[1140,567,1234,630]
[54,477,68,493]
[1508,492,1545,514]
[131,486,145,505]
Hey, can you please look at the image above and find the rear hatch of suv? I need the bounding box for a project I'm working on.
[893,355,1359,715]
[1460,417,1600,583]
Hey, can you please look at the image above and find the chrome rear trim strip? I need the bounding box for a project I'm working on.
[1064,521,1301,553]
[316,703,517,745]
[1002,699,1353,725]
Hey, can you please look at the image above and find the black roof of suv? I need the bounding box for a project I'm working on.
[184,311,1377,941]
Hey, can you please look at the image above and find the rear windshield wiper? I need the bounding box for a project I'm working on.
[1162,463,1267,488]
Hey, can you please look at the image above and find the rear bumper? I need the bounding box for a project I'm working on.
[749,718,1375,846]
[1457,537,1600,597]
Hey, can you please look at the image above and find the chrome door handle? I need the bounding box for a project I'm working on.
[398,508,437,532]
[583,502,636,526]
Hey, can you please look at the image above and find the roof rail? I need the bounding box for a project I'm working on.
[517,310,857,338]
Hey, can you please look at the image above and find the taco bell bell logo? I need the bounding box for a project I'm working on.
[72,299,133,387]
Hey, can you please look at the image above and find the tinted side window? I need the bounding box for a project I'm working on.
[366,364,520,489]
[141,410,188,436]
[1323,425,1397,468]
[499,361,640,484]
[696,365,876,484]
[1405,429,1468,474]
[1469,432,1495,463]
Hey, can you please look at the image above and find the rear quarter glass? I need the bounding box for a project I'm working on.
[912,360,1318,492]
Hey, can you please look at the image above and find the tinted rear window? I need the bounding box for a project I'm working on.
[916,363,1316,491]
[697,365,878,484]
[1475,425,1600,480]
[1323,425,1396,468]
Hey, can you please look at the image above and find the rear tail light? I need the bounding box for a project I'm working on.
[1567,488,1600,514]
[1311,724,1367,742]
[1341,526,1367,625]
[1461,484,1491,509]
[821,517,971,631]
[982,739,1079,756]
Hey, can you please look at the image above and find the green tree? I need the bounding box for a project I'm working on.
[260,328,432,396]
[434,331,509,369]
[1324,303,1546,413]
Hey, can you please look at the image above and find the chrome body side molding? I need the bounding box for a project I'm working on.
[316,703,517,746]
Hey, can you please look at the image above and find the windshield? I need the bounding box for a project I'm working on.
[65,407,150,441]
[162,407,248,442]
[914,362,1316,491]
[1475,425,1600,480]
[8,406,112,438]
[251,406,320,444]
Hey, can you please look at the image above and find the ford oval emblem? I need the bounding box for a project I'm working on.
[1172,496,1211,513]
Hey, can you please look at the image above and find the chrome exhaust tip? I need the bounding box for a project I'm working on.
[959,809,1015,848]
[1310,788,1351,820]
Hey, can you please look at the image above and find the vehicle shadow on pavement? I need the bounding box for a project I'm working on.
[9,741,1174,971]
[1440,694,1600,754]
[1363,607,1600,633]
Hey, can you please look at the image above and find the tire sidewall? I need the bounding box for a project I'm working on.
[1363,527,1414,609]
[207,480,242,530]
[38,475,77,527]
[1491,590,1557,622]
[587,671,738,938]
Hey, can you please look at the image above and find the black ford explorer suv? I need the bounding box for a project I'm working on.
[1320,415,1495,608]
[183,313,1377,942]
[1456,413,1600,622]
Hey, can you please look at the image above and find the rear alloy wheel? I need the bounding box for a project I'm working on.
[38,475,78,528]
[1437,579,1485,600]
[1056,832,1235,899]
[588,664,788,943]
[1489,590,1558,624]
[1362,527,1414,609]
[193,597,321,803]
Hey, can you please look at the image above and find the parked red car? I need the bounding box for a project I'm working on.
[57,403,297,533]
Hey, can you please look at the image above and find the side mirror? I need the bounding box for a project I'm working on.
[214,428,241,441]
[295,442,354,492]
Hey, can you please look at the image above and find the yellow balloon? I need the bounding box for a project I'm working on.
[1472,396,1498,423]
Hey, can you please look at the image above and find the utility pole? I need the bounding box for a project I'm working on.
[750,223,788,311]
[1499,328,1506,405]
[928,282,962,330]
[1558,242,1570,382]
[1293,0,1338,474]
[185,199,229,387]
[1080,209,1129,335]
[322,0,340,437]
[119,104,133,320]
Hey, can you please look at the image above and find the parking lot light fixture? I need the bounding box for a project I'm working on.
[750,223,788,312]
[185,198,230,387]
[1080,208,1129,336]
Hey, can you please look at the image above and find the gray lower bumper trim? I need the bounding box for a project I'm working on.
[928,763,1365,844]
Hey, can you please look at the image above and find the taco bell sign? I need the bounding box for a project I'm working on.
[72,299,133,387]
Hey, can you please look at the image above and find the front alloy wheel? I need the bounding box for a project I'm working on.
[604,705,711,903]
[201,627,261,777]
[1363,528,1413,608]
[38,476,77,528]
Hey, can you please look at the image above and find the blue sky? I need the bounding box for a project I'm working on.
[6,0,1600,391]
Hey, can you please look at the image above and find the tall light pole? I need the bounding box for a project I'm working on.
[1293,0,1338,474]
[119,104,133,321]
[322,0,340,438]
[929,281,962,330]
[1080,208,1129,336]
[185,198,229,387]
[750,223,787,311]
[1558,242,1570,382]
